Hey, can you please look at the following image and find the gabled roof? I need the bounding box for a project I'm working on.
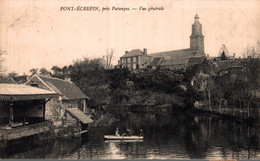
[120,49,151,58]
[0,84,58,101]
[67,108,93,124]
[150,48,196,59]
[27,74,89,100]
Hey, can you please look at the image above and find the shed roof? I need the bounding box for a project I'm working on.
[38,75,89,100]
[67,108,93,124]
[0,84,58,101]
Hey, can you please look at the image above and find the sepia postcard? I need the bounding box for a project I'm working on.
[0,0,259,160]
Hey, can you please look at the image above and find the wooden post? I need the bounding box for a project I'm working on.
[9,101,14,127]
[43,101,46,121]
[83,99,86,113]
[219,99,222,111]
[208,90,212,111]
[23,106,26,126]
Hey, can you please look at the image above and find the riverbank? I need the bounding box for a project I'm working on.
[189,107,260,124]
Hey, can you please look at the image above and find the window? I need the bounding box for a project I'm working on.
[122,58,126,63]
[127,58,131,63]
[133,57,136,63]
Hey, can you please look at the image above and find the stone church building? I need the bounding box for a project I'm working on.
[148,14,206,70]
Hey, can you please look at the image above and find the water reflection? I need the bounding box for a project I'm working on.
[1,112,260,159]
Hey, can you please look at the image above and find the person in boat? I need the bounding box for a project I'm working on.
[115,127,120,136]
[139,129,143,136]
[126,128,133,136]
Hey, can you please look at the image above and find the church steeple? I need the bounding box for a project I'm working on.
[190,14,205,55]
[194,13,199,22]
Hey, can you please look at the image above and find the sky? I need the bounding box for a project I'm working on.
[0,0,259,74]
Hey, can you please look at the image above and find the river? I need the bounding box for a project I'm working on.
[1,111,260,159]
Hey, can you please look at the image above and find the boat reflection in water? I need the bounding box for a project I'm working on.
[1,111,260,159]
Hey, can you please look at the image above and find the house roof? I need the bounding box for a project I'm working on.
[150,48,197,59]
[187,56,205,66]
[148,57,162,67]
[67,108,93,124]
[214,60,237,70]
[159,58,189,66]
[120,49,151,58]
[0,84,58,101]
[37,75,90,100]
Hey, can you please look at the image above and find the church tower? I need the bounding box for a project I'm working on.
[190,14,205,55]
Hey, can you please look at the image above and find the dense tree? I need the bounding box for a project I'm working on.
[8,72,28,84]
[29,68,38,76]
[218,44,229,59]
[51,66,64,79]
[39,68,51,76]
[8,71,18,78]
[211,42,260,117]
[103,49,113,70]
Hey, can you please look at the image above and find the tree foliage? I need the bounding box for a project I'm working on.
[39,68,51,76]
[218,44,229,59]
[29,68,38,76]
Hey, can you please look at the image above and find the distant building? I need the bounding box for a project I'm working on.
[207,51,236,62]
[25,74,93,127]
[148,14,206,70]
[0,74,17,84]
[118,48,152,70]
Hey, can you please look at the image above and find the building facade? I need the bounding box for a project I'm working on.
[118,48,152,70]
[0,84,58,144]
[25,74,92,126]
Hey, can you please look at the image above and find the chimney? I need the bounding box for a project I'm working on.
[233,53,235,58]
[125,51,129,55]
[207,54,209,57]
[143,48,147,55]
[65,77,71,82]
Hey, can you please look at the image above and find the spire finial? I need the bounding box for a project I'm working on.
[195,14,199,19]
[194,14,199,22]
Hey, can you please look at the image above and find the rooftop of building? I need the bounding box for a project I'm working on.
[150,48,199,59]
[28,74,90,100]
[0,83,58,101]
[120,49,151,58]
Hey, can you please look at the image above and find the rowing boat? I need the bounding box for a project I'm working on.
[104,135,143,140]
[104,140,143,143]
